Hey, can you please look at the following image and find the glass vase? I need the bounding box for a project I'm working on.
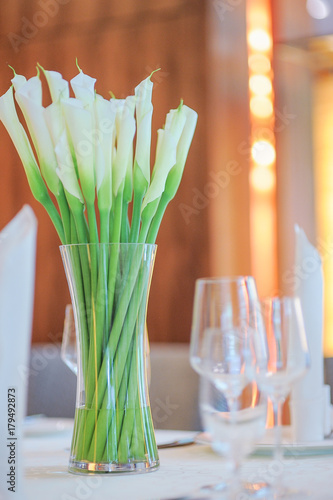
[60,243,159,474]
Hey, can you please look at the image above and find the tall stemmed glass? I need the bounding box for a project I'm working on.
[61,304,77,375]
[255,296,310,498]
[190,276,268,498]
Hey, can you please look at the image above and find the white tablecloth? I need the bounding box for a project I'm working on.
[22,419,333,500]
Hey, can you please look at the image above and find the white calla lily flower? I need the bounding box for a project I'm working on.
[134,75,153,185]
[13,75,42,104]
[164,104,187,144]
[71,70,96,106]
[43,69,70,102]
[55,131,84,203]
[11,73,26,92]
[44,101,66,147]
[95,143,105,196]
[141,129,177,212]
[141,102,187,211]
[62,97,95,204]
[94,94,116,211]
[112,96,136,197]
[0,86,43,198]
[14,75,60,195]
[164,105,198,199]
[176,106,198,168]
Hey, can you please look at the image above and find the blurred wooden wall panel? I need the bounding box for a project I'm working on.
[0,0,209,343]
[206,1,252,277]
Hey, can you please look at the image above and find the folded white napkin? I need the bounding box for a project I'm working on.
[0,206,37,499]
[290,224,327,442]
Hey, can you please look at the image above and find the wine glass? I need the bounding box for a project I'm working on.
[190,276,269,498]
[255,296,310,498]
[60,304,77,374]
[60,305,151,383]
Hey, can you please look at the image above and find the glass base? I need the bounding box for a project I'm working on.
[197,481,271,499]
[69,458,160,475]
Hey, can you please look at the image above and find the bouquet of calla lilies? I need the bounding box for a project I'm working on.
[0,63,197,470]
[0,64,197,247]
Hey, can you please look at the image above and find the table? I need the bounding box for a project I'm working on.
[23,419,333,500]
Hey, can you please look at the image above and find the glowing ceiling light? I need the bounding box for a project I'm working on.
[248,54,271,73]
[250,165,276,192]
[250,96,273,118]
[251,140,276,166]
[248,29,272,52]
[249,75,272,95]
[306,0,330,19]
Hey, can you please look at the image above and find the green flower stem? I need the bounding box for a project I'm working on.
[71,247,89,378]
[107,191,123,330]
[70,214,78,244]
[86,201,99,295]
[120,201,130,243]
[110,191,123,244]
[146,194,170,244]
[88,239,109,403]
[99,209,110,246]
[69,204,91,314]
[81,247,152,462]
[40,192,65,244]
[138,199,160,244]
[56,187,71,244]
[64,194,94,406]
[21,157,66,244]
[129,191,144,243]
[116,337,140,463]
[129,165,149,243]
[95,210,110,373]
[116,293,148,462]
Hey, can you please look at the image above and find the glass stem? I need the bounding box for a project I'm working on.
[272,396,286,494]
[227,396,242,498]
[272,397,284,464]
[229,459,241,499]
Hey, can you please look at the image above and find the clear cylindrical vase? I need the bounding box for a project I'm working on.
[60,243,159,474]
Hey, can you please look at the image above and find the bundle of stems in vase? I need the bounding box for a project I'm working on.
[0,64,197,467]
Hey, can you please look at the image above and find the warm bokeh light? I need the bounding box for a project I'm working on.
[248,29,272,52]
[250,96,273,118]
[249,75,272,95]
[313,75,333,356]
[251,140,276,166]
[250,165,275,192]
[247,0,277,306]
[306,0,330,19]
[248,54,271,73]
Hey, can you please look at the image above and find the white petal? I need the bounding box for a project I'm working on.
[44,102,65,147]
[95,143,105,193]
[176,105,198,165]
[12,75,42,106]
[113,96,136,196]
[163,105,198,198]
[0,87,40,182]
[71,71,96,105]
[135,75,153,122]
[62,99,95,203]
[55,131,83,202]
[44,70,70,102]
[11,74,26,92]
[95,95,115,209]
[165,106,186,144]
[134,75,153,184]
[95,95,115,175]
[141,129,177,211]
[141,103,189,211]
[14,79,59,195]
